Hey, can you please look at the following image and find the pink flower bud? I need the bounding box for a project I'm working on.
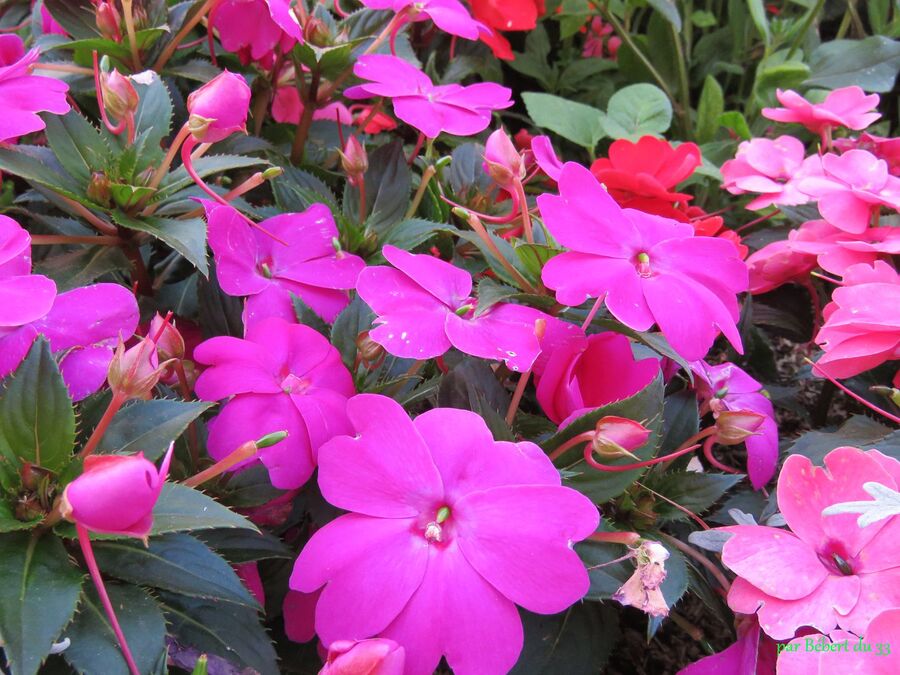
[715,410,766,445]
[339,136,368,186]
[61,444,174,539]
[95,0,121,42]
[320,638,405,675]
[186,71,251,143]
[613,541,670,618]
[483,128,525,189]
[107,337,164,401]
[592,416,652,459]
[86,171,112,206]
[148,313,185,361]
[101,69,139,120]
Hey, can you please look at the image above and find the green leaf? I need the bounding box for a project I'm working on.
[0,145,87,203]
[197,528,293,563]
[330,295,375,370]
[43,0,97,39]
[522,92,605,150]
[788,415,900,465]
[696,75,724,143]
[43,111,112,186]
[292,295,330,338]
[644,471,745,521]
[602,84,673,139]
[746,0,770,45]
[647,0,682,30]
[159,591,278,675]
[0,532,83,675]
[379,218,446,251]
[272,164,340,214]
[131,76,173,162]
[804,36,900,92]
[34,245,132,293]
[111,211,208,275]
[660,390,700,454]
[345,139,411,234]
[0,339,75,473]
[543,374,665,503]
[63,585,167,675]
[0,500,38,533]
[157,155,267,201]
[717,111,752,140]
[94,533,259,607]
[150,483,258,535]
[437,358,513,442]
[474,278,520,317]
[96,399,215,460]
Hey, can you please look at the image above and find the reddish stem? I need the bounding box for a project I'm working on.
[583,442,701,472]
[807,358,900,424]
[79,390,127,459]
[701,436,742,474]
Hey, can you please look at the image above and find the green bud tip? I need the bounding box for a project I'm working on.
[454,304,474,317]
[256,430,289,448]
[332,236,342,252]
[637,252,650,264]
[451,206,470,219]
[100,54,112,73]
[262,167,284,180]
[436,506,451,523]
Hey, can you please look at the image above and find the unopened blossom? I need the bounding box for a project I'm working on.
[356,245,549,372]
[291,394,598,674]
[582,16,620,59]
[320,638,405,675]
[692,360,778,488]
[203,201,364,327]
[722,446,900,639]
[787,219,900,277]
[483,128,525,190]
[797,150,900,234]
[815,261,900,378]
[362,0,483,40]
[0,34,70,142]
[591,416,652,460]
[186,70,252,143]
[540,162,748,361]
[721,136,820,210]
[61,444,174,540]
[613,541,671,617]
[94,0,121,41]
[107,334,166,401]
[194,318,355,489]
[344,55,513,138]
[763,86,880,136]
[210,0,296,64]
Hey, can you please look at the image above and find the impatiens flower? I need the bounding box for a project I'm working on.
[722,446,900,639]
[186,70,252,143]
[194,318,355,489]
[787,219,900,277]
[210,0,297,64]
[744,239,817,294]
[203,201,365,327]
[613,541,671,617]
[531,135,563,181]
[589,136,702,214]
[534,326,660,426]
[721,136,820,210]
[272,63,354,124]
[344,55,513,138]
[40,3,68,36]
[61,444,174,540]
[582,16,620,59]
[815,261,900,378]
[796,150,900,234]
[0,34,70,142]
[321,638,405,675]
[540,163,748,361]
[692,360,778,489]
[356,245,548,372]
[469,0,540,31]
[265,0,304,40]
[362,0,483,40]
[835,132,900,176]
[678,615,776,674]
[483,128,525,190]
[291,394,599,674]
[762,86,880,137]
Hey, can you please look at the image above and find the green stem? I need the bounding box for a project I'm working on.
[671,23,693,138]
[786,0,825,60]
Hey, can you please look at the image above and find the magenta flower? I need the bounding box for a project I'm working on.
[186,70,251,143]
[721,135,820,210]
[290,394,599,674]
[691,360,778,489]
[797,150,900,234]
[344,55,513,138]
[362,0,483,40]
[539,162,748,361]
[788,219,900,277]
[0,34,70,142]
[193,318,355,489]
[265,0,304,41]
[534,325,660,426]
[722,446,900,639]
[679,616,776,675]
[203,201,365,327]
[815,261,900,379]
[61,444,174,540]
[531,135,563,181]
[356,245,548,372]
[762,86,881,136]
[321,638,405,675]
[210,0,296,64]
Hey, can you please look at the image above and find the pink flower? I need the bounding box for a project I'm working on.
[320,638,405,675]
[539,162,748,361]
[210,0,296,64]
[265,0,304,41]
[291,394,599,674]
[722,446,900,640]
[534,324,660,426]
[362,0,483,40]
[0,34,70,142]
[193,318,355,489]
[744,240,817,294]
[788,219,900,277]
[40,4,68,36]
[284,589,320,644]
[591,417,652,459]
[692,360,778,489]
[763,86,881,136]
[234,562,266,605]
[483,127,525,190]
[678,615,776,674]
[815,261,900,378]
[531,135,563,181]
[203,201,365,327]
[797,150,900,234]
[356,245,548,372]
[721,136,820,210]
[344,55,513,138]
[61,444,174,540]
[272,88,353,125]
[186,70,251,143]
[836,132,900,176]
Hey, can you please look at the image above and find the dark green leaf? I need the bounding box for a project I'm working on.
[0,145,87,202]
[0,339,75,473]
[272,164,340,214]
[437,358,513,442]
[788,415,900,465]
[157,155,267,202]
[197,528,293,563]
[379,218,446,251]
[660,390,700,454]
[804,36,900,92]
[696,75,724,143]
[0,532,83,675]
[150,483,258,535]
[96,399,214,460]
[292,295,330,338]
[218,465,287,509]
[33,245,132,293]
[647,0,682,30]
[111,211,208,275]
[644,471,745,521]
[43,112,112,185]
[746,0,771,46]
[474,278,520,316]
[345,140,411,234]
[523,92,605,150]
[0,500,38,533]
[330,295,375,370]
[43,0,97,39]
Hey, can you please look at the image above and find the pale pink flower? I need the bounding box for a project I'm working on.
[835,132,900,176]
[362,0,483,40]
[291,394,598,675]
[344,55,513,138]
[539,162,748,361]
[723,446,900,640]
[356,245,549,372]
[613,541,671,617]
[721,136,820,210]
[320,638,405,675]
[763,86,881,136]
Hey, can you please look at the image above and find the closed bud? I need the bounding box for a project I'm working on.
[95,0,121,42]
[101,69,139,120]
[591,416,651,460]
[871,385,900,409]
[149,313,185,361]
[356,330,385,368]
[715,410,765,445]
[483,128,525,189]
[186,71,251,143]
[86,172,112,206]
[107,337,165,401]
[339,136,368,186]
[303,16,331,46]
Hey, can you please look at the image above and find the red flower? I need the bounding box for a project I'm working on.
[468,0,544,60]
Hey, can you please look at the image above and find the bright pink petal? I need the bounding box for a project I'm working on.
[382,246,471,307]
[444,303,544,372]
[0,275,55,326]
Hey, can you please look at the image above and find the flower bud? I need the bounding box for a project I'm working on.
[95,0,121,42]
[356,331,385,368]
[715,410,765,445]
[86,171,112,206]
[303,16,331,46]
[149,313,185,361]
[321,639,405,675]
[483,128,525,189]
[101,69,139,120]
[107,337,165,401]
[60,444,174,540]
[591,416,651,460]
[339,136,368,186]
[186,71,251,143]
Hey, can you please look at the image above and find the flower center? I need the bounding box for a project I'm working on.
[635,252,652,278]
[258,258,274,279]
[280,373,311,394]
[423,506,451,543]
[818,543,856,576]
